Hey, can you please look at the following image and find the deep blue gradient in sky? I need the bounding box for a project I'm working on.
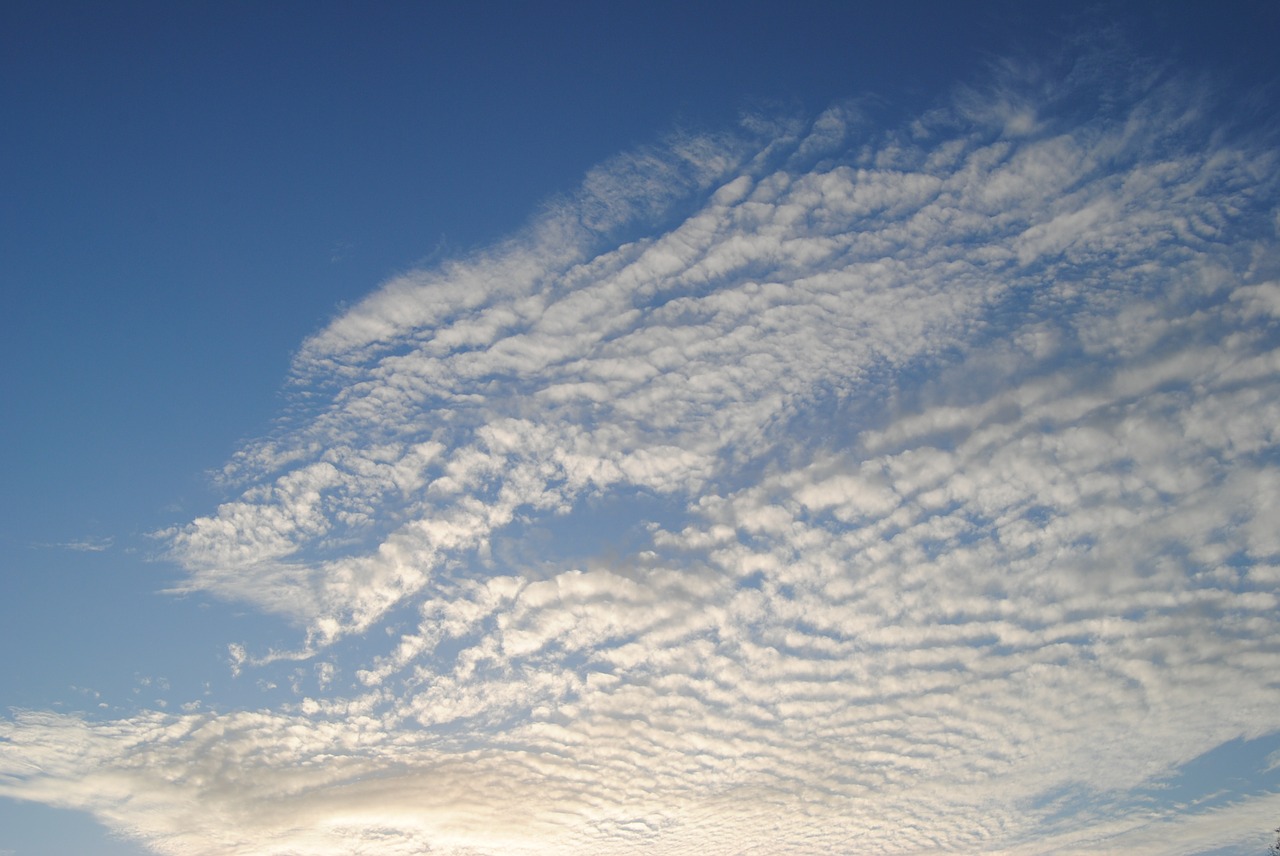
[1,0,1050,715]
[3,3,1280,855]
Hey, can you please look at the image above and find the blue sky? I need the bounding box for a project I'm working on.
[3,2,1280,854]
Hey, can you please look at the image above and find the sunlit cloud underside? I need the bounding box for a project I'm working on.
[4,47,1280,855]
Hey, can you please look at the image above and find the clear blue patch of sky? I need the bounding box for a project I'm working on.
[1026,732,1280,853]
[1146,733,1280,811]
[0,800,153,856]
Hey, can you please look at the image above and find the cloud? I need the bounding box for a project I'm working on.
[32,536,114,553]
[5,43,1280,856]
[166,59,1275,651]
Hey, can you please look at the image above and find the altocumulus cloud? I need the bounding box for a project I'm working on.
[4,46,1280,855]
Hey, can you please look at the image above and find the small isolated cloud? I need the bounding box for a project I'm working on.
[4,41,1280,856]
[329,239,355,264]
[32,536,114,553]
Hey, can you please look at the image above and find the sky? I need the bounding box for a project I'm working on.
[3,2,1280,854]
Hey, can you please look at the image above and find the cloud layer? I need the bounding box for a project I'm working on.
[4,47,1280,855]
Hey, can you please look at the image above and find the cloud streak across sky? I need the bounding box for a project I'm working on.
[4,45,1280,855]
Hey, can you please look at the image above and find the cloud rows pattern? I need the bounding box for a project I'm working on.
[4,48,1280,855]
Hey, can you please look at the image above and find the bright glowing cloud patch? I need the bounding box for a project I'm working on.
[4,47,1280,856]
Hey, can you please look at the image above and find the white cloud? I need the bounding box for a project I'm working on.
[32,536,114,552]
[4,42,1280,856]
[167,55,1274,652]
